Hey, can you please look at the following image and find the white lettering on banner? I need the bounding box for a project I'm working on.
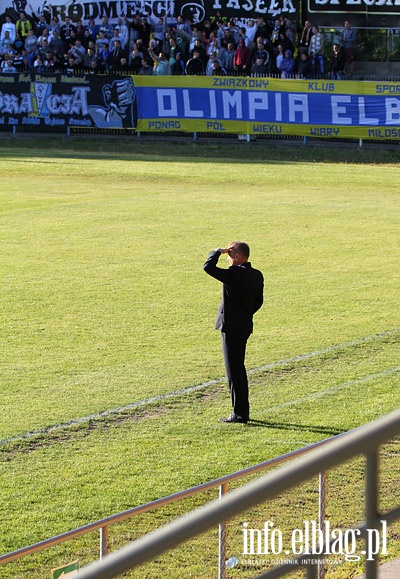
[282,0,295,10]
[288,94,309,123]
[385,98,400,124]
[154,89,399,126]
[183,89,203,117]
[331,95,352,124]
[275,92,282,121]
[248,92,269,119]
[24,0,296,23]
[331,95,400,124]
[212,0,295,15]
[157,89,178,116]
[227,0,242,9]
[358,96,379,124]
[241,0,254,11]
[209,91,217,118]
[46,87,90,115]
[254,0,267,12]
[222,91,242,119]
[20,0,175,24]
[0,91,34,114]
[0,86,90,117]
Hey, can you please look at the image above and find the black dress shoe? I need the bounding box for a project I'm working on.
[219,414,248,424]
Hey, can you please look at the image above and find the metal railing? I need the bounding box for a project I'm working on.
[71,408,400,578]
[0,435,333,572]
[2,409,400,578]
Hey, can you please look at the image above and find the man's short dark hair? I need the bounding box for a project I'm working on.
[232,241,250,259]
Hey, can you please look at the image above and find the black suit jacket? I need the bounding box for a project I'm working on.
[203,249,264,339]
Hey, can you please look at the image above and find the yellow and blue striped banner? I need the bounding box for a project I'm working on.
[133,76,400,139]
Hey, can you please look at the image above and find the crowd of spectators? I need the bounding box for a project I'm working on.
[0,10,357,79]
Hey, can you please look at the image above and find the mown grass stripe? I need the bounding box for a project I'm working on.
[1,328,398,446]
[267,365,400,412]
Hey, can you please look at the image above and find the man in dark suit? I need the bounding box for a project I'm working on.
[203,241,264,424]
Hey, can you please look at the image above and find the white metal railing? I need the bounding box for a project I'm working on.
[72,408,400,579]
[2,409,399,578]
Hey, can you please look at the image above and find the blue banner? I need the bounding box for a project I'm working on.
[134,76,400,139]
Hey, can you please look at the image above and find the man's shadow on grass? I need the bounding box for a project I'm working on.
[246,419,345,437]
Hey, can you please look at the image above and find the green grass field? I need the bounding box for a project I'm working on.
[1,138,399,578]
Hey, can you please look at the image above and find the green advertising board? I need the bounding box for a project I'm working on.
[51,560,79,578]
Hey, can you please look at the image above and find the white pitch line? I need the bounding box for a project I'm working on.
[265,365,400,413]
[1,328,399,446]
